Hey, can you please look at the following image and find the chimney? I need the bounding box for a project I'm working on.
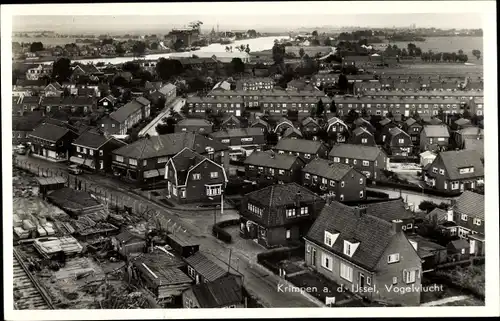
[269,150,275,158]
[391,219,404,233]
[356,205,367,217]
[295,190,302,207]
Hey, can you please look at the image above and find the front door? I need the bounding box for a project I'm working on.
[311,249,317,267]
[470,240,476,254]
[359,273,365,288]
[235,110,241,116]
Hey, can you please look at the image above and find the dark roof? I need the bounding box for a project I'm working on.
[221,115,241,126]
[301,117,319,127]
[73,131,110,149]
[191,275,243,308]
[449,239,470,250]
[365,199,414,221]
[169,148,208,184]
[329,144,384,161]
[379,118,392,126]
[306,201,400,271]
[29,123,70,142]
[136,96,151,106]
[115,230,144,243]
[438,150,484,180]
[251,118,270,130]
[244,151,303,170]
[12,113,45,131]
[302,159,354,181]
[177,118,212,127]
[388,127,408,138]
[40,96,95,106]
[283,127,303,138]
[110,99,144,123]
[275,138,323,155]
[463,139,484,159]
[20,96,41,104]
[352,127,372,136]
[453,191,484,220]
[113,133,228,159]
[184,252,227,282]
[134,250,191,287]
[454,118,471,126]
[15,79,45,87]
[210,127,263,139]
[404,118,417,126]
[425,208,448,224]
[457,127,484,137]
[422,125,450,138]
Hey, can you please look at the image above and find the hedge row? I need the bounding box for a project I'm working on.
[211,219,240,243]
[256,245,305,264]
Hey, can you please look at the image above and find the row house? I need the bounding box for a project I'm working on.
[186,96,244,117]
[287,79,314,91]
[424,150,484,193]
[25,64,52,80]
[111,133,229,186]
[236,77,274,91]
[97,97,151,135]
[28,122,78,162]
[275,138,329,163]
[402,118,423,145]
[334,96,467,117]
[419,125,450,153]
[43,82,64,97]
[325,117,349,142]
[12,96,41,116]
[150,83,177,107]
[258,96,326,120]
[239,183,326,248]
[243,151,305,185]
[363,90,483,101]
[137,59,157,72]
[209,128,266,161]
[164,148,227,204]
[300,117,321,138]
[70,130,126,172]
[220,115,241,130]
[13,79,46,96]
[40,96,95,115]
[174,118,213,135]
[177,57,219,70]
[302,158,367,202]
[281,127,303,140]
[384,127,413,159]
[349,127,376,146]
[469,97,483,116]
[312,74,338,88]
[449,191,485,256]
[305,201,422,306]
[250,118,271,134]
[328,144,388,180]
[353,81,384,94]
[12,111,45,145]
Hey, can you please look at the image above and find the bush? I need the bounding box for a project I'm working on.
[215,219,240,229]
[435,265,485,299]
[419,200,439,213]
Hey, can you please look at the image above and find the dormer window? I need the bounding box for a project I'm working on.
[324,231,339,247]
[343,240,359,257]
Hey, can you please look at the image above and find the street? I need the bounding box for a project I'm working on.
[367,186,457,211]
[139,98,186,137]
[13,154,320,308]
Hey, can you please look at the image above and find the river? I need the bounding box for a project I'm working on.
[39,36,290,65]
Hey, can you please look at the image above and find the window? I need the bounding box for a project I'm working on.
[392,277,398,285]
[258,167,264,173]
[341,181,345,188]
[305,173,310,179]
[407,223,413,229]
[286,209,296,217]
[278,169,285,175]
[330,180,335,187]
[300,207,308,215]
[116,155,124,162]
[286,229,291,239]
[388,253,400,263]
[99,150,103,156]
[269,168,275,176]
[322,253,333,271]
[362,160,369,167]
[343,241,353,256]
[210,172,219,179]
[221,139,230,144]
[360,191,364,198]
[333,157,340,163]
[451,181,459,190]
[340,262,353,282]
[345,158,349,164]
[340,194,344,201]
[324,231,337,247]
[157,157,168,163]
[366,276,372,286]
[361,138,367,143]
[398,139,405,144]
[187,266,196,278]
[241,137,253,142]
[432,167,438,174]
[461,214,468,221]
[192,173,201,180]
[206,185,222,196]
[129,158,138,166]
[404,269,417,284]
[180,188,186,198]
[322,178,327,185]
[304,154,311,159]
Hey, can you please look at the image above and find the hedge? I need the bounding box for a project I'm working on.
[366,190,390,199]
[256,244,305,264]
[211,219,240,243]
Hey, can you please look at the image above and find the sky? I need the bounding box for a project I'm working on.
[12,13,483,34]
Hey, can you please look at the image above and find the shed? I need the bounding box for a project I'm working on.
[166,233,200,258]
[112,230,145,257]
[419,151,437,167]
[447,239,470,261]
[35,176,67,195]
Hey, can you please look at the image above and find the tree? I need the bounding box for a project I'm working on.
[187,77,207,93]
[329,100,337,114]
[299,48,305,60]
[132,41,146,56]
[150,42,159,50]
[230,58,245,75]
[245,44,251,54]
[115,44,126,56]
[122,61,141,74]
[458,49,464,55]
[52,57,72,83]
[324,38,333,46]
[472,49,481,60]
[311,39,321,46]
[272,42,286,65]
[102,38,113,45]
[312,30,318,37]
[30,42,44,52]
[316,99,325,117]
[337,73,348,92]
[156,58,184,80]
[113,76,129,87]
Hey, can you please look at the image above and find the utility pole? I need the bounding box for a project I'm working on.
[227,249,232,273]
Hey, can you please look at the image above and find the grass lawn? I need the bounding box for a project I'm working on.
[434,264,485,298]
[287,270,350,303]
[441,297,485,306]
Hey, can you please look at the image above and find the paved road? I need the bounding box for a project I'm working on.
[139,98,186,137]
[367,186,456,211]
[13,155,319,308]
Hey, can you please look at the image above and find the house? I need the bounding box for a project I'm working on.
[165,233,200,258]
[325,117,349,142]
[419,151,437,167]
[447,239,470,262]
[424,208,449,226]
[237,77,274,91]
[250,118,271,134]
[13,96,41,116]
[462,139,484,161]
[302,159,366,202]
[70,130,127,172]
[420,125,450,152]
[212,80,232,91]
[220,115,241,130]
[300,117,321,137]
[12,111,45,145]
[13,79,46,96]
[407,235,447,272]
[240,183,326,248]
[28,123,78,162]
[329,144,388,180]
[186,96,244,117]
[378,119,398,145]
[287,79,311,91]
[43,82,63,97]
[452,118,472,130]
[274,117,294,135]
[26,64,52,80]
[363,199,416,232]
[424,150,484,193]
[132,248,193,306]
[164,148,227,204]
[244,151,305,184]
[454,127,483,148]
[281,127,303,140]
[97,97,151,135]
[275,138,328,163]
[175,119,213,135]
[40,96,95,115]
[111,133,229,185]
[111,230,145,257]
[384,127,413,159]
[182,274,245,308]
[209,128,266,161]
[403,118,423,145]
[304,200,422,306]
[183,252,228,284]
[98,95,118,109]
[71,63,101,80]
[450,191,484,256]
[152,83,177,106]
[77,86,99,98]
[349,127,376,146]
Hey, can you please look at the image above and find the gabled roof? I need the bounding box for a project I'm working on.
[425,208,448,224]
[99,95,118,104]
[221,114,241,126]
[46,82,62,91]
[454,118,471,126]
[191,274,243,308]
[422,125,450,138]
[388,126,409,138]
[437,150,484,180]
[136,96,151,106]
[379,118,392,126]
[251,118,270,130]
[352,127,372,136]
[275,138,324,155]
[112,133,228,159]
[365,199,414,221]
[427,118,443,125]
[169,148,207,184]
[158,83,176,95]
[329,144,384,161]
[15,79,46,87]
[453,191,484,220]
[115,230,144,243]
[302,159,354,181]
[306,201,400,271]
[40,96,95,106]
[73,130,118,149]
[404,118,417,126]
[244,151,304,170]
[12,112,45,131]
[210,127,263,139]
[177,118,212,127]
[457,126,484,137]
[449,239,470,250]
[110,99,144,123]
[19,96,41,104]
[463,139,484,159]
[301,117,319,127]
[184,252,227,282]
[282,127,303,138]
[29,123,70,142]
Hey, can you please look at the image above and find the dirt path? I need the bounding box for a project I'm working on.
[420,295,470,306]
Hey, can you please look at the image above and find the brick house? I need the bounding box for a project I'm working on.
[111,133,229,186]
[325,117,349,143]
[402,118,423,145]
[209,128,266,161]
[275,138,329,163]
[281,127,303,140]
[384,127,413,159]
[363,199,416,233]
[424,150,484,193]
[239,183,326,248]
[70,130,127,172]
[302,158,367,202]
[43,82,63,97]
[40,96,95,115]
[25,64,52,80]
[349,127,376,146]
[97,97,151,135]
[353,117,376,134]
[328,144,388,180]
[274,117,295,135]
[300,117,321,138]
[449,191,485,256]
[220,115,241,130]
[98,95,119,109]
[28,123,78,162]
[13,96,41,116]
[304,201,422,306]
[182,275,245,309]
[164,148,227,204]
[12,111,45,145]
[250,118,271,134]
[454,127,483,149]
[244,151,305,184]
[420,125,450,152]
[187,96,244,117]
[174,118,213,135]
